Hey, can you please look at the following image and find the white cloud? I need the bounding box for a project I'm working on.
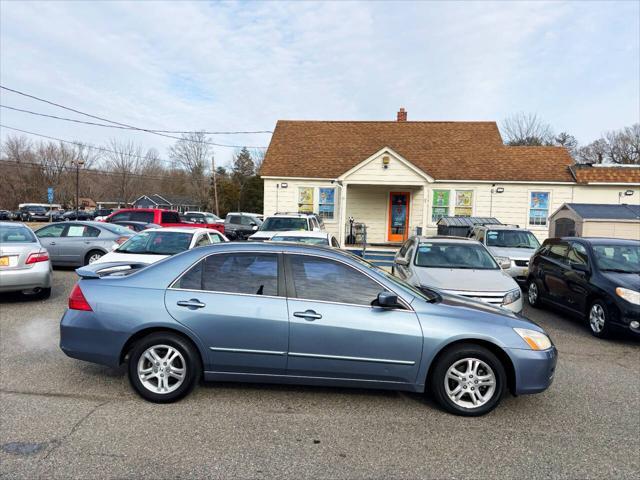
[1,0,638,165]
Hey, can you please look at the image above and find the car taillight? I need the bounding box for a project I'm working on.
[69,284,93,311]
[115,236,129,245]
[26,251,49,264]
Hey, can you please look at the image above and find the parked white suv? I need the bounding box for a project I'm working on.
[248,212,325,241]
[469,225,541,285]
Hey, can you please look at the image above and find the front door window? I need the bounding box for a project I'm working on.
[388,192,410,242]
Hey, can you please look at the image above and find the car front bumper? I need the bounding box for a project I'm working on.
[508,346,557,395]
[615,301,640,336]
[0,261,52,293]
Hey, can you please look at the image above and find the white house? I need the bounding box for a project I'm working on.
[260,109,640,244]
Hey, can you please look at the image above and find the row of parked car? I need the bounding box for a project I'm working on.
[2,207,637,415]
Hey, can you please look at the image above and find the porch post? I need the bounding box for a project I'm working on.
[338,183,348,246]
[422,183,429,236]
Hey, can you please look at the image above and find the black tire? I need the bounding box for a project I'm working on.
[527,278,542,308]
[587,299,613,339]
[84,250,104,265]
[390,265,395,275]
[128,332,201,403]
[429,344,507,417]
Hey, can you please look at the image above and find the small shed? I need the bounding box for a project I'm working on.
[549,203,640,239]
[436,216,501,237]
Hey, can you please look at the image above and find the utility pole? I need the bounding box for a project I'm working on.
[212,154,219,216]
[74,159,84,217]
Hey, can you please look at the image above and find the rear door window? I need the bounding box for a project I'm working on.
[160,211,181,223]
[548,242,570,265]
[36,224,66,238]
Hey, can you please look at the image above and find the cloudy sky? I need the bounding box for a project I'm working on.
[1,0,638,166]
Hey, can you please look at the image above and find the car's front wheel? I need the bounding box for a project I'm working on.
[588,300,612,339]
[527,279,542,307]
[128,332,201,403]
[430,344,507,416]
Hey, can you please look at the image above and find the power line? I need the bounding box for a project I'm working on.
[0,123,177,166]
[0,85,268,148]
[0,104,273,135]
[0,158,179,182]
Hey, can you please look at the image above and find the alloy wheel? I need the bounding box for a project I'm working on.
[137,345,186,394]
[528,282,538,304]
[87,252,103,264]
[444,358,496,409]
[589,304,606,333]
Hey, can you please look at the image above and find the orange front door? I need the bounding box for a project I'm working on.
[388,192,410,242]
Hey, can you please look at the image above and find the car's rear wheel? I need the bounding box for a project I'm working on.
[85,250,104,265]
[430,344,506,416]
[128,332,201,403]
[588,300,612,339]
[527,279,541,307]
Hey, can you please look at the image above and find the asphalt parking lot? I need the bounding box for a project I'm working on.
[1,269,638,479]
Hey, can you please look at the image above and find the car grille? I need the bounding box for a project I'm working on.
[456,293,505,306]
[514,260,529,267]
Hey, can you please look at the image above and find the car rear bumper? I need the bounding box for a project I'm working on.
[0,262,52,292]
[59,309,125,367]
[508,346,557,395]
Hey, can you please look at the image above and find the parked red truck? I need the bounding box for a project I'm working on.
[103,208,225,234]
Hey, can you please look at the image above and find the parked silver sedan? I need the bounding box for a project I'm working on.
[34,221,134,267]
[0,222,52,298]
[393,236,523,313]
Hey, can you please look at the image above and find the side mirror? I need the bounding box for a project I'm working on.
[252,225,258,231]
[500,261,511,270]
[395,257,409,266]
[111,244,119,251]
[377,291,399,308]
[571,262,589,273]
[313,227,320,232]
[250,222,256,226]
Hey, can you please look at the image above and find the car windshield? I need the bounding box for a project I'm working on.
[117,231,193,255]
[271,235,328,245]
[486,230,540,249]
[260,217,308,231]
[0,225,36,243]
[593,243,640,274]
[415,242,499,270]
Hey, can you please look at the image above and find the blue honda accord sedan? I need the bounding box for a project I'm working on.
[60,242,557,416]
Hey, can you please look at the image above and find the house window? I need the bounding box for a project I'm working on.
[529,192,550,226]
[298,187,314,213]
[454,190,473,217]
[318,188,335,220]
[431,190,450,222]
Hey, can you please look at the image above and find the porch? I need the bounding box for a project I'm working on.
[339,184,426,246]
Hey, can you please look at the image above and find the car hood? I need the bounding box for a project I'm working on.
[413,268,517,293]
[249,231,277,240]
[412,290,543,334]
[93,251,167,265]
[486,246,536,260]
[600,271,640,290]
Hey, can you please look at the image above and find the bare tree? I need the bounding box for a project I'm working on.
[501,112,555,146]
[168,131,211,207]
[104,139,144,204]
[576,124,640,165]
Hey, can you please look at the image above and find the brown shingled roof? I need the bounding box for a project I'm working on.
[571,165,640,184]
[260,120,574,182]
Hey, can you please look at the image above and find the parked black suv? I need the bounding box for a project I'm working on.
[527,237,640,338]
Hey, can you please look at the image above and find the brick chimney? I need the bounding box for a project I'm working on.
[397,107,407,122]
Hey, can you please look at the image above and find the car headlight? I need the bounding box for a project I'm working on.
[513,328,552,350]
[502,288,521,305]
[616,287,640,305]
[494,256,510,266]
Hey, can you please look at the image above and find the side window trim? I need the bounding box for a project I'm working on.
[282,252,411,310]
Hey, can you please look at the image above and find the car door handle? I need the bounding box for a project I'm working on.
[177,299,206,309]
[293,310,322,321]
[49,242,56,245]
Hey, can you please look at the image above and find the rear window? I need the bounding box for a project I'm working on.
[160,211,181,223]
[0,225,36,243]
[260,217,308,231]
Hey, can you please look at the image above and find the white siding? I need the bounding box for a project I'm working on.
[573,185,640,204]
[345,151,428,185]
